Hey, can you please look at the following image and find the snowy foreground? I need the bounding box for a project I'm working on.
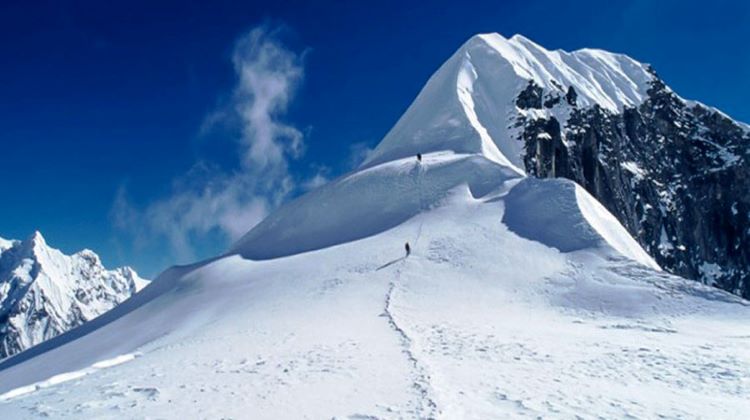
[0,152,748,419]
[2,33,750,418]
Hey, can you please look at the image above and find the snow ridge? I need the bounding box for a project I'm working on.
[489,34,652,111]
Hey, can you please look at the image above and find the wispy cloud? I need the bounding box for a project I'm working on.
[232,25,305,178]
[113,24,310,264]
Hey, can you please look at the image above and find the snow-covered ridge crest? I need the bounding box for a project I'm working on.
[483,33,653,111]
[362,32,654,171]
[0,231,149,360]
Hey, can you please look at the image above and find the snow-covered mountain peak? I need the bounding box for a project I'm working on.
[27,230,45,244]
[21,230,46,250]
[363,32,655,172]
[0,232,149,360]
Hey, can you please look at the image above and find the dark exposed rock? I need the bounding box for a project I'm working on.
[544,94,562,109]
[517,79,750,298]
[566,86,578,106]
[516,81,544,110]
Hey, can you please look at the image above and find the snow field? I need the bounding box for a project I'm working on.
[0,152,747,418]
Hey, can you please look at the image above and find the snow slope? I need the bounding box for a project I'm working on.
[1,152,748,418]
[0,33,749,419]
[232,152,519,259]
[0,232,149,360]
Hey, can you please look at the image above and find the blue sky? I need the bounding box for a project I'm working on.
[1,0,748,277]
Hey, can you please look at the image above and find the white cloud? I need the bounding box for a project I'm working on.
[113,24,309,263]
[232,26,305,174]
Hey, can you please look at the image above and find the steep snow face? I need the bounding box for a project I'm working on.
[486,34,653,111]
[0,232,148,360]
[362,33,654,171]
[502,178,658,269]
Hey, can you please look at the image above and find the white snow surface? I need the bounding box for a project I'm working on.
[362,33,655,172]
[0,152,748,419]
[1,33,749,419]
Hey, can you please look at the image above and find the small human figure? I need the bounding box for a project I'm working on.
[416,153,422,162]
[405,242,411,257]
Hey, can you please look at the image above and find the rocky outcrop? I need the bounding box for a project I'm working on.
[517,74,750,298]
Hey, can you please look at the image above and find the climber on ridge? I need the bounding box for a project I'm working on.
[405,242,411,257]
[416,153,422,162]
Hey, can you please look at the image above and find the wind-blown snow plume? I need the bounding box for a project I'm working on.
[113,25,306,263]
[233,26,304,174]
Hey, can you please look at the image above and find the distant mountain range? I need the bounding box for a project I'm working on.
[0,231,148,360]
